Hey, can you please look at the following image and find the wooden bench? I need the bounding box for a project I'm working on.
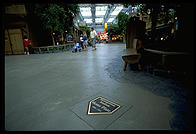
[122,38,142,71]
[122,49,141,71]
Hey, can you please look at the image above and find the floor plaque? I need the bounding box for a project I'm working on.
[70,93,132,129]
[87,96,120,115]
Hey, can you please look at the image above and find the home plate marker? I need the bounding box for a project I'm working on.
[87,96,121,115]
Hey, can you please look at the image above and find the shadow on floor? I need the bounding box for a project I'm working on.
[105,52,194,130]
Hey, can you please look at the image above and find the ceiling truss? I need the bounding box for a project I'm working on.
[79,4,126,26]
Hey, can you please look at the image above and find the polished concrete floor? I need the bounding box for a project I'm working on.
[5,42,186,130]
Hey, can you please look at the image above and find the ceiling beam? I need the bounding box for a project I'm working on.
[121,5,132,14]
[78,12,84,21]
[103,4,116,24]
[79,4,126,27]
[79,4,91,7]
[79,4,109,7]
[83,15,116,19]
[91,4,96,27]
[109,4,127,24]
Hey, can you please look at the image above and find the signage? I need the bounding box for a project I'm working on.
[87,96,120,115]
[104,23,108,29]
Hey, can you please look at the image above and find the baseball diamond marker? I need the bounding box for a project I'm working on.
[87,96,121,115]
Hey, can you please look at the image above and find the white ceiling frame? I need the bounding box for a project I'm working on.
[78,4,125,26]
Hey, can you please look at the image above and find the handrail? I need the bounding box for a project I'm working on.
[144,48,190,55]
[32,44,72,53]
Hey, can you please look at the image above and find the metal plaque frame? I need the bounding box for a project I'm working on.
[87,96,121,115]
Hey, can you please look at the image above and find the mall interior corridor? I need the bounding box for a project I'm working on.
[5,42,191,130]
[3,2,194,131]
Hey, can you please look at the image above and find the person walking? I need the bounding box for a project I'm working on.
[23,36,31,55]
[83,31,88,51]
[79,34,84,50]
[90,27,97,50]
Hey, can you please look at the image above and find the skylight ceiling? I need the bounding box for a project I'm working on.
[84,19,92,23]
[95,18,103,23]
[111,6,124,15]
[107,18,115,23]
[80,7,91,16]
[96,6,108,11]
[95,6,107,16]
[78,4,126,26]
[95,11,106,16]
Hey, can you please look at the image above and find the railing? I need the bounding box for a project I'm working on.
[32,43,73,54]
[144,48,190,66]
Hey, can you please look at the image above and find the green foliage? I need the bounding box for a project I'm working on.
[59,4,80,33]
[157,8,176,24]
[66,4,80,17]
[137,4,176,25]
[108,12,130,37]
[34,4,79,34]
[108,24,121,37]
[116,12,130,35]
[34,4,67,34]
[135,3,177,40]
[137,4,149,16]
[79,26,90,38]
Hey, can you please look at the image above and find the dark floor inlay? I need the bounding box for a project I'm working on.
[87,96,120,115]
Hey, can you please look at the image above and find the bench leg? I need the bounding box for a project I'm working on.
[123,62,128,71]
[39,48,41,54]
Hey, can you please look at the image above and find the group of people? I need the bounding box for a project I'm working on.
[22,28,144,71]
[23,27,98,55]
[72,27,97,52]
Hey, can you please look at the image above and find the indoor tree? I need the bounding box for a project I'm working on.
[34,4,67,46]
[33,3,79,45]
[79,26,91,39]
[108,24,121,39]
[116,12,130,36]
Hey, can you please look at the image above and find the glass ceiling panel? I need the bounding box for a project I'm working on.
[111,6,123,15]
[95,6,107,16]
[96,11,106,16]
[107,18,115,22]
[96,4,108,6]
[78,4,126,26]
[80,7,91,12]
[95,18,103,23]
[84,19,92,23]
[96,6,108,11]
[81,12,92,16]
[80,7,92,16]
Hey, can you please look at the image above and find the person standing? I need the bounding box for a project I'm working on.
[23,36,31,55]
[79,34,84,50]
[136,38,144,71]
[72,40,77,53]
[90,27,97,50]
[83,31,88,51]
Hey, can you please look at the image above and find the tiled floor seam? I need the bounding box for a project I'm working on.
[104,105,133,130]
[68,108,95,130]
